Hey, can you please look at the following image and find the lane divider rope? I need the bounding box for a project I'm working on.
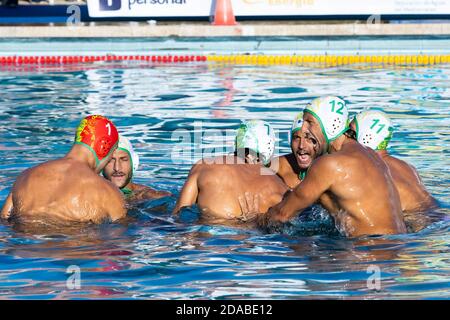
[207,54,450,66]
[0,54,448,66]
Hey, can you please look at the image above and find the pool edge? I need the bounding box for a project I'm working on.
[1,23,450,38]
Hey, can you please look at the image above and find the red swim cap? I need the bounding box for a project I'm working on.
[75,115,119,164]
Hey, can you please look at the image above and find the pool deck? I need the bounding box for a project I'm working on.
[1,21,450,55]
[1,21,450,38]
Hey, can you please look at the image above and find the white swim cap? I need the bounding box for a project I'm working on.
[235,120,275,165]
[304,96,349,145]
[117,135,139,176]
[354,110,393,150]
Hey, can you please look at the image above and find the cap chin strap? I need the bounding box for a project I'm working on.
[121,187,133,198]
[299,170,307,180]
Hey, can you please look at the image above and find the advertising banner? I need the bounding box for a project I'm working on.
[87,0,450,18]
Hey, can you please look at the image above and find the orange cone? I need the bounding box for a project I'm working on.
[212,0,237,26]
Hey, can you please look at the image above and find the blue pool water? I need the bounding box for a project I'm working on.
[0,60,449,299]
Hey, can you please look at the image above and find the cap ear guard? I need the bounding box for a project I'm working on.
[361,131,375,145]
[330,116,345,137]
[131,150,139,175]
[96,141,119,171]
[96,137,114,159]
[117,135,140,176]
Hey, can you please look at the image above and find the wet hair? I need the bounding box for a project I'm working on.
[234,148,261,163]
[344,128,357,140]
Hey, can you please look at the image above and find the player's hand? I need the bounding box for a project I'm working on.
[238,192,261,222]
[256,203,286,231]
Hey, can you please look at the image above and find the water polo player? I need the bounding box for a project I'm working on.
[1,115,126,224]
[103,135,171,202]
[350,110,437,213]
[256,96,406,237]
[173,120,288,222]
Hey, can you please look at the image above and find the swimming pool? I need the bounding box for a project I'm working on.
[0,44,449,299]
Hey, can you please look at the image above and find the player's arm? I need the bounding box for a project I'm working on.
[134,186,172,201]
[146,188,172,198]
[172,162,202,215]
[0,192,13,220]
[260,156,335,226]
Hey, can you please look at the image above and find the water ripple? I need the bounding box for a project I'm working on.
[0,62,449,299]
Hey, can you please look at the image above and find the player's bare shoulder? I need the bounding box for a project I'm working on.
[311,153,340,173]
[386,155,417,173]
[338,142,378,168]
[13,159,71,193]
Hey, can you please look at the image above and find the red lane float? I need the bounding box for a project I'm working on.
[0,55,208,65]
